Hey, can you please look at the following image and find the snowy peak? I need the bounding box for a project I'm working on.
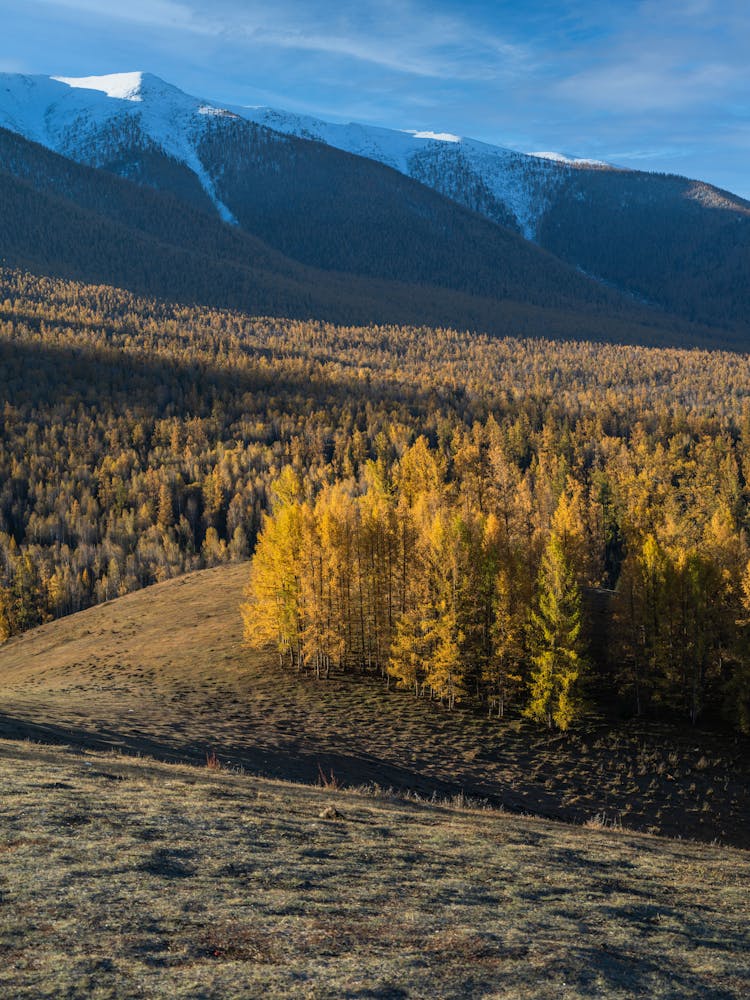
[0,71,238,223]
[0,71,570,238]
[52,71,149,102]
[51,71,200,108]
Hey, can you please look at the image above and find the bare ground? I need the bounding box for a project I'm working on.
[0,739,748,999]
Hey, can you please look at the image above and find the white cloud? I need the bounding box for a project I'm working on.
[557,60,738,113]
[36,0,527,82]
[37,0,219,34]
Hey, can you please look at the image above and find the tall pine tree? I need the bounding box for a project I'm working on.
[525,531,588,730]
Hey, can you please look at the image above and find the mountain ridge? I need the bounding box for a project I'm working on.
[2,70,750,339]
[0,70,620,240]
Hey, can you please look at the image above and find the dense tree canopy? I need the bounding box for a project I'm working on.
[2,267,750,732]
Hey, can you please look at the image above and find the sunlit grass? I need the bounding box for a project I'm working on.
[0,739,748,999]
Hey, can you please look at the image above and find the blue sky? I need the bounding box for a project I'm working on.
[2,0,748,197]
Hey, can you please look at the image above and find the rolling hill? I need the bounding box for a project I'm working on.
[0,563,747,849]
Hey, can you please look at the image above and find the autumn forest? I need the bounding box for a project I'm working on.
[2,267,750,736]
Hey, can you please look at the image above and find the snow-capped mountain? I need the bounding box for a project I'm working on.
[0,72,240,222]
[1,70,750,335]
[1,78,637,341]
[0,71,614,240]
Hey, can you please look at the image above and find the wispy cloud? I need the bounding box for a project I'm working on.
[37,0,527,80]
[3,0,749,196]
[608,148,694,163]
[39,0,203,30]
[221,1,530,81]
[553,0,750,113]
[556,59,739,113]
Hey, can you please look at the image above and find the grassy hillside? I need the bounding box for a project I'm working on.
[1,564,747,849]
[1,738,748,999]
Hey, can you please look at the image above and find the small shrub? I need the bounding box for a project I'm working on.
[584,812,624,832]
[317,764,341,789]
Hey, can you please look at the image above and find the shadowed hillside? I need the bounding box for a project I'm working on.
[0,126,738,348]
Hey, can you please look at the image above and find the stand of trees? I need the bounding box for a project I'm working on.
[2,268,750,732]
[242,432,750,732]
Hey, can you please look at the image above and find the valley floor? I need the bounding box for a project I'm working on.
[1,739,748,999]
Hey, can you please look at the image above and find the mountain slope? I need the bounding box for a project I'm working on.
[0,73,622,315]
[235,104,597,239]
[3,123,712,347]
[536,170,750,328]
[238,98,750,332]
[191,113,611,307]
[0,125,371,323]
[3,71,750,339]
[0,125,587,334]
[3,72,750,344]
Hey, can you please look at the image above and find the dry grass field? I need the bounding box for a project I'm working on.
[1,738,748,999]
[0,563,748,850]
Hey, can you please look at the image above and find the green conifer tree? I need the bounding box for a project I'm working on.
[387,607,426,695]
[525,531,588,730]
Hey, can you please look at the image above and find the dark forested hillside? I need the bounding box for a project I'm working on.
[195,117,605,306]
[1,127,743,351]
[2,268,750,736]
[537,169,750,329]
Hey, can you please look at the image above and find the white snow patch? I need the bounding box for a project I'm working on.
[529,151,612,168]
[198,104,239,119]
[53,72,146,102]
[406,130,461,143]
